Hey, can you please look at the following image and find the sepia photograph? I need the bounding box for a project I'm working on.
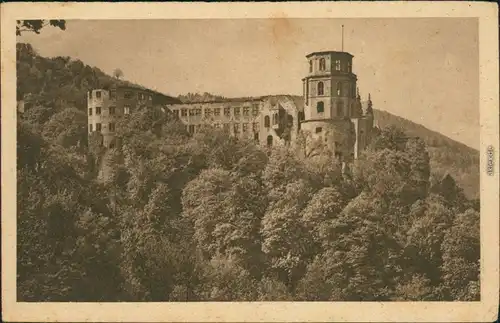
[2,2,499,322]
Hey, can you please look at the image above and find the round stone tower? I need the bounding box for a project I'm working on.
[301,51,359,161]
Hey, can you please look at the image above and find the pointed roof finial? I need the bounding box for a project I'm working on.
[366,93,373,114]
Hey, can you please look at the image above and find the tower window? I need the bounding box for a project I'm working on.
[264,115,270,127]
[88,108,92,116]
[319,58,326,71]
[315,127,322,133]
[317,81,324,96]
[272,113,279,125]
[335,60,341,71]
[336,101,344,117]
[309,60,313,73]
[109,106,116,115]
[96,107,101,115]
[316,101,324,113]
[347,61,352,73]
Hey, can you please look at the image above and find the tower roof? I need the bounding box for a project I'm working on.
[306,51,353,58]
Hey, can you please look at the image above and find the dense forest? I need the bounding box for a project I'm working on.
[17,42,480,302]
[373,109,480,199]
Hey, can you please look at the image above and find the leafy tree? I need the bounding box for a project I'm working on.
[261,179,314,290]
[196,255,258,301]
[113,68,124,79]
[182,168,266,275]
[16,20,66,36]
[301,187,346,247]
[42,107,87,149]
[440,209,480,300]
[17,119,122,301]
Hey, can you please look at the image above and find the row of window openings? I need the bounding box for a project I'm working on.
[175,106,259,118]
[315,82,355,97]
[315,101,345,116]
[187,122,259,133]
[89,123,115,132]
[90,91,152,101]
[89,106,131,116]
[310,58,352,73]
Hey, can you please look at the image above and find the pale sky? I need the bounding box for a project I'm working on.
[18,18,479,149]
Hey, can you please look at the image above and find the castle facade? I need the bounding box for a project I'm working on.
[87,85,180,148]
[87,50,374,161]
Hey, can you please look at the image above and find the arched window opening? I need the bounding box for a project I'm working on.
[267,135,273,147]
[319,58,326,71]
[317,101,324,113]
[309,60,313,73]
[335,60,341,71]
[317,81,324,96]
[264,115,270,127]
[272,113,278,125]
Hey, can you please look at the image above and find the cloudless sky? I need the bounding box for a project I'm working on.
[18,18,479,149]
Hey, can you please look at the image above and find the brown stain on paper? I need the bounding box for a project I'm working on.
[268,12,301,61]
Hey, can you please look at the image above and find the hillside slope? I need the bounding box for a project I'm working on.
[373,109,479,199]
[16,42,177,116]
